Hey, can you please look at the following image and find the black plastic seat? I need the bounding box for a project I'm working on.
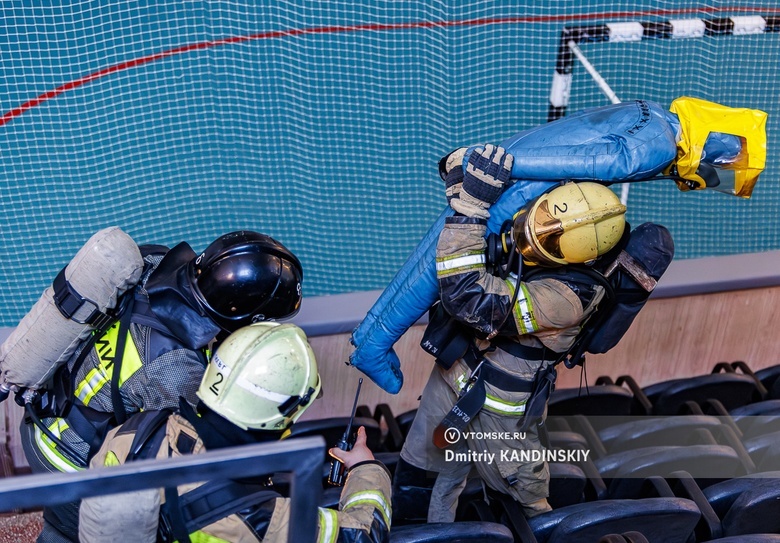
[525,497,701,543]
[597,415,724,453]
[718,478,780,537]
[755,364,780,398]
[395,409,419,439]
[595,445,749,493]
[702,472,780,519]
[548,462,588,508]
[548,385,634,420]
[730,399,780,438]
[643,372,763,415]
[389,521,514,542]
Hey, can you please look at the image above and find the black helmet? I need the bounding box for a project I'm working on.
[187,231,303,332]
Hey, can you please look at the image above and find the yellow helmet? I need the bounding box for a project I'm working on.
[512,182,627,266]
[197,322,321,431]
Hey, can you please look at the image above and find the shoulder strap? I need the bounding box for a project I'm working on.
[557,266,616,369]
[109,294,136,426]
[522,264,617,369]
[126,409,173,461]
[159,474,280,542]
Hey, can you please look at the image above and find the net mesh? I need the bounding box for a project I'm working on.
[0,1,778,326]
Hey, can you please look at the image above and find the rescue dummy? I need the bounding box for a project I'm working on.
[394,144,675,522]
[78,322,392,543]
[5,229,302,543]
[349,97,767,394]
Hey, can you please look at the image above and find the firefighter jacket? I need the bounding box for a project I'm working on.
[435,215,605,356]
[79,412,393,543]
[24,251,209,473]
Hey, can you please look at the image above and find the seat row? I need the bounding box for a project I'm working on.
[284,360,780,541]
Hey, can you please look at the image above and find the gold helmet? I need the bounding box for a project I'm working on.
[197,322,321,431]
[512,182,627,267]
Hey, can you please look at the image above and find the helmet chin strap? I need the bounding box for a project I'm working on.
[179,398,282,449]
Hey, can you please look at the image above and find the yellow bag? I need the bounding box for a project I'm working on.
[669,96,767,198]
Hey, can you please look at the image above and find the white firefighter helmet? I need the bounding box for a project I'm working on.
[512,182,627,266]
[197,322,321,431]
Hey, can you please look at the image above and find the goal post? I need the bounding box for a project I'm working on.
[549,14,780,121]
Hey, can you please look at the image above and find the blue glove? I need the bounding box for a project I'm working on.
[451,144,514,219]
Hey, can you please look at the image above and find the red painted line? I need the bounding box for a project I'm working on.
[2,6,778,127]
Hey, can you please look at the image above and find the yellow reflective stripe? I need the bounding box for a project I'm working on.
[74,367,108,405]
[436,251,485,277]
[483,394,527,415]
[104,451,121,467]
[506,278,538,334]
[342,490,391,527]
[74,321,143,406]
[317,508,338,543]
[456,373,527,416]
[33,419,82,473]
[175,531,230,543]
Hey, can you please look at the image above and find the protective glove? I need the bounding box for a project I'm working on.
[444,166,464,207]
[439,147,469,207]
[451,144,514,219]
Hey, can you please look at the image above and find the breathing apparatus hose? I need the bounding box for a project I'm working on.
[24,401,85,468]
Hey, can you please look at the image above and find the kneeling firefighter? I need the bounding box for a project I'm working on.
[7,229,302,543]
[78,322,392,543]
[394,145,673,522]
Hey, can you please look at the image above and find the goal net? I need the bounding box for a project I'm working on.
[0,2,777,326]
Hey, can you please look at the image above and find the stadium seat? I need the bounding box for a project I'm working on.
[597,414,724,453]
[548,462,589,508]
[753,363,780,398]
[371,403,406,452]
[595,444,751,497]
[729,399,780,439]
[741,430,780,472]
[547,383,637,428]
[505,494,700,543]
[640,371,764,415]
[701,471,780,519]
[389,521,514,542]
[717,478,780,537]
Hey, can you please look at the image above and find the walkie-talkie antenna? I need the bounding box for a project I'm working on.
[342,378,363,441]
[328,377,363,486]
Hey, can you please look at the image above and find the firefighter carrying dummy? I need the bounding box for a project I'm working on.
[395,145,645,521]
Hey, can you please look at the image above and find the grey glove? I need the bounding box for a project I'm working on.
[451,144,514,219]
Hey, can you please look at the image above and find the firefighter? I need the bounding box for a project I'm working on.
[20,230,303,543]
[78,322,391,543]
[394,145,627,522]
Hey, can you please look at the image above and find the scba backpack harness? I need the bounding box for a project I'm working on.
[0,228,191,465]
[111,408,280,543]
[423,222,674,446]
